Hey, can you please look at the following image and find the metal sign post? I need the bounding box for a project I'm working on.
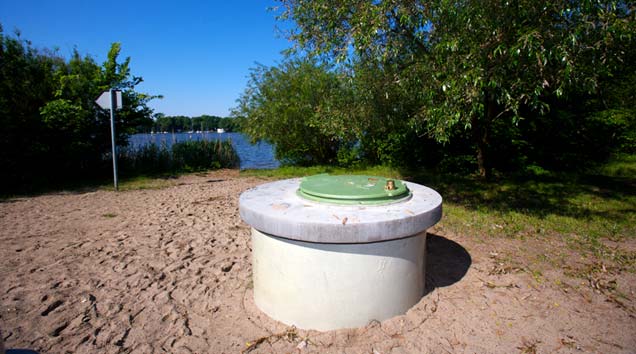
[96,90,123,191]
[109,89,119,191]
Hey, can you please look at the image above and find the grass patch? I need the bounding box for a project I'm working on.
[423,171,634,265]
[594,154,636,179]
[240,164,402,179]
[99,174,180,192]
[243,159,636,276]
[402,162,635,304]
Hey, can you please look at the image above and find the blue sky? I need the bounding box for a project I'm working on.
[0,0,293,117]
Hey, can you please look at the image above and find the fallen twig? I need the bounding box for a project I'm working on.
[242,326,299,353]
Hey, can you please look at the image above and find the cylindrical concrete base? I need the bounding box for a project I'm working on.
[251,228,427,331]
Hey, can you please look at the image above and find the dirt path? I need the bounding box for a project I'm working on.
[1,171,634,353]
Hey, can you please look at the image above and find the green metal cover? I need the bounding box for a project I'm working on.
[298,174,411,205]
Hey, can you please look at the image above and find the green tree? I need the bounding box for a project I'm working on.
[0,25,157,192]
[233,57,347,165]
[278,0,635,176]
[345,57,442,167]
[201,115,221,131]
[0,27,63,187]
[39,43,156,173]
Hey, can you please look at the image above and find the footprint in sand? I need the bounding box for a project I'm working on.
[49,321,69,337]
[41,300,64,316]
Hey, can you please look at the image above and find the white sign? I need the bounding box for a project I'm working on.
[95,90,122,110]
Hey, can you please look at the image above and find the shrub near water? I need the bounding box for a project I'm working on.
[172,140,239,171]
[119,139,239,175]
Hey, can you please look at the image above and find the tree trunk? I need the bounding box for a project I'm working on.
[476,137,488,178]
[473,92,495,179]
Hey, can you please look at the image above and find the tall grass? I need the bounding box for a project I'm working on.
[118,139,239,176]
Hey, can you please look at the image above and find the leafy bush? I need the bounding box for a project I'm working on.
[233,57,345,165]
[588,109,636,155]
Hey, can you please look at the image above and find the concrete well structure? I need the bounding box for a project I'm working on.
[239,175,442,331]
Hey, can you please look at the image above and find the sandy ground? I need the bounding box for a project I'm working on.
[1,170,634,354]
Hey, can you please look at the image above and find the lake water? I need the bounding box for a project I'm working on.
[128,132,280,170]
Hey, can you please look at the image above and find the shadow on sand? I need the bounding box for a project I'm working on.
[424,233,472,295]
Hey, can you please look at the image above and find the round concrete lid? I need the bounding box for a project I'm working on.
[298,174,411,205]
[239,177,442,243]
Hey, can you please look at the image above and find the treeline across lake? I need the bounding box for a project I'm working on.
[147,114,239,133]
